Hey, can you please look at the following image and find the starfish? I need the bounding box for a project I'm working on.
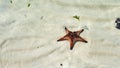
[57,27,88,50]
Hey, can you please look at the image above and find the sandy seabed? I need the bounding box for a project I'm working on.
[0,0,120,68]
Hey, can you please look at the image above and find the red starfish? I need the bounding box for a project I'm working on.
[57,27,88,50]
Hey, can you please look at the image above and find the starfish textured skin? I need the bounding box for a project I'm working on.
[57,27,88,50]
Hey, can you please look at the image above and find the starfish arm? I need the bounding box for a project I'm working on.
[57,35,69,41]
[76,37,88,43]
[75,29,84,35]
[65,27,70,34]
[69,39,76,50]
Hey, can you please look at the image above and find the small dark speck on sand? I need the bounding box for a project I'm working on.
[28,3,31,7]
[24,14,27,17]
[41,16,43,19]
[60,64,63,66]
[37,47,39,48]
[115,18,120,29]
[82,25,89,30]
[10,0,12,3]
[73,15,80,21]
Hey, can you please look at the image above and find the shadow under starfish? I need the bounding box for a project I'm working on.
[57,27,88,50]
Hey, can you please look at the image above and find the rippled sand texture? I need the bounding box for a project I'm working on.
[0,0,120,68]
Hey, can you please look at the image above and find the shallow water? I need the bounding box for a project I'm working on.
[0,0,120,68]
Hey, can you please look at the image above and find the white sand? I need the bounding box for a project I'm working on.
[0,0,120,68]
